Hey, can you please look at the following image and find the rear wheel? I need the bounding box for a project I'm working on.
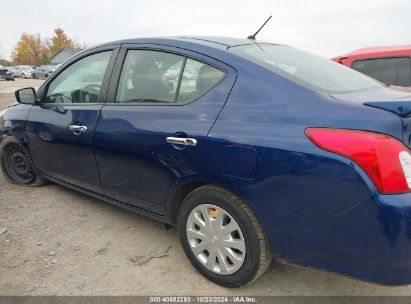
[178,185,272,287]
[0,138,47,186]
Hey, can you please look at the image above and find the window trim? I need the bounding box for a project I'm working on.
[351,56,411,87]
[38,46,119,106]
[107,46,227,107]
[174,57,187,103]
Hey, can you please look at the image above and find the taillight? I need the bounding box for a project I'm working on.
[305,128,411,194]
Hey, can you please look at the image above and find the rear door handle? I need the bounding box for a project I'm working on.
[69,124,87,135]
[166,137,197,146]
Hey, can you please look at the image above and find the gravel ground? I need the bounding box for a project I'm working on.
[1,79,411,295]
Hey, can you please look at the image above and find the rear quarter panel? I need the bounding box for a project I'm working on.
[203,60,405,267]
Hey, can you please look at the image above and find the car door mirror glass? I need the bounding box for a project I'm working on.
[15,87,36,104]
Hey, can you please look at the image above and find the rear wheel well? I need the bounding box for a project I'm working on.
[169,181,208,224]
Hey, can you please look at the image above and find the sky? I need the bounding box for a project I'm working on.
[1,0,410,60]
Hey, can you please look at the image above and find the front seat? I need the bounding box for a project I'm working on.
[126,60,169,102]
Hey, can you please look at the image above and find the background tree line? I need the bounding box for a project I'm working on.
[10,27,86,66]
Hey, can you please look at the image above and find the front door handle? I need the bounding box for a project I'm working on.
[69,124,87,135]
[166,137,197,147]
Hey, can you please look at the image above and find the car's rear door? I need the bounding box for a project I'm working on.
[93,44,236,213]
[26,46,119,194]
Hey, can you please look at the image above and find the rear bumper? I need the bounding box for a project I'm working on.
[349,193,411,285]
[267,192,411,285]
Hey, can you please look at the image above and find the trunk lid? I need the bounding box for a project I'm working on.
[331,86,411,148]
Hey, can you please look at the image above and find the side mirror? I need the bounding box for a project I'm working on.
[15,87,36,104]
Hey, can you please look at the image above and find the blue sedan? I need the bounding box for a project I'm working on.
[1,36,411,287]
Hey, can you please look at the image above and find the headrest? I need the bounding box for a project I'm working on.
[196,64,221,92]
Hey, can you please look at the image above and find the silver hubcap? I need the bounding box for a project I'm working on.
[186,204,246,275]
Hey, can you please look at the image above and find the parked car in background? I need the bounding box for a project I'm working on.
[332,45,411,88]
[5,37,411,288]
[32,65,60,79]
[7,67,19,77]
[0,66,14,81]
[8,65,34,78]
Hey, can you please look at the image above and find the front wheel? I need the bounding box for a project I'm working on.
[178,185,272,287]
[0,138,47,186]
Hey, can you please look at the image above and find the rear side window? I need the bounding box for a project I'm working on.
[352,57,411,87]
[116,50,225,104]
[116,50,184,103]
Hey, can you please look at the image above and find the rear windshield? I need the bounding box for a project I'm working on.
[229,44,383,94]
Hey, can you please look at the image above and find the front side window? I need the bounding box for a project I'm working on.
[116,50,225,104]
[229,44,383,94]
[46,51,112,103]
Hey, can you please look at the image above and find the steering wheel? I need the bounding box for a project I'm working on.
[55,93,65,103]
[79,84,101,103]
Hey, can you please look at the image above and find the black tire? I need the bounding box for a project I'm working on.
[178,185,272,287]
[22,73,26,79]
[0,137,47,187]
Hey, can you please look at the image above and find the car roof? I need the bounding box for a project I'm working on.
[97,36,274,50]
[175,36,264,47]
[348,45,411,55]
[87,36,278,67]
[334,44,411,61]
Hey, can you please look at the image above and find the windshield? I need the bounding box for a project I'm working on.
[229,44,383,94]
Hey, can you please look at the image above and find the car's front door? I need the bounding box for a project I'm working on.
[26,48,118,194]
[93,45,237,213]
